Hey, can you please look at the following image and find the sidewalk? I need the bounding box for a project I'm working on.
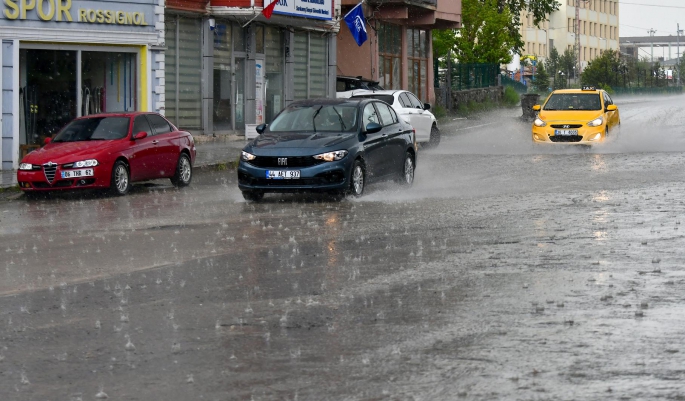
[0,134,248,190]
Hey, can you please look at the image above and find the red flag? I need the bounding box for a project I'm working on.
[262,0,278,19]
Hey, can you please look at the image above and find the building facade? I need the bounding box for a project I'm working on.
[521,0,619,70]
[337,0,461,104]
[0,0,165,170]
[164,0,340,136]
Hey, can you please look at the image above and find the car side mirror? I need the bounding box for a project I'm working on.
[606,104,617,111]
[532,105,541,111]
[365,122,383,134]
[256,124,267,134]
[134,131,148,140]
[423,103,431,111]
[43,137,52,145]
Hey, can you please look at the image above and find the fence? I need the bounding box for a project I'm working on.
[501,75,528,94]
[434,62,501,109]
[612,86,683,96]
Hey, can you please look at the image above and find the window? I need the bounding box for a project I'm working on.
[133,116,153,137]
[165,15,202,130]
[376,103,396,126]
[147,114,173,135]
[405,92,423,109]
[293,32,328,100]
[398,93,412,108]
[363,104,380,126]
[378,23,402,90]
[407,28,428,101]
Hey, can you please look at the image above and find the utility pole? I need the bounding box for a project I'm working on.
[575,0,589,81]
[648,28,656,64]
[678,23,683,86]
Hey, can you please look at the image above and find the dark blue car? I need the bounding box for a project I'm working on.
[238,98,417,201]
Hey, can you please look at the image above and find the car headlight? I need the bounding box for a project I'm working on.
[587,117,604,127]
[313,150,348,162]
[241,151,257,161]
[533,118,547,127]
[73,159,99,168]
[19,163,33,170]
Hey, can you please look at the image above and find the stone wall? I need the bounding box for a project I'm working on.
[435,86,504,110]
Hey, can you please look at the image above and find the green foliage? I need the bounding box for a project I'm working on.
[432,103,447,119]
[503,85,520,107]
[581,50,623,89]
[433,29,458,63]
[533,62,550,93]
[454,0,516,64]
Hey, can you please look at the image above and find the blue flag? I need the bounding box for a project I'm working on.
[344,2,367,47]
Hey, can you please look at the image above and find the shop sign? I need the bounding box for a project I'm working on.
[255,61,264,125]
[1,0,154,28]
[272,0,333,21]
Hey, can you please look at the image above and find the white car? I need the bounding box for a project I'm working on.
[351,90,440,147]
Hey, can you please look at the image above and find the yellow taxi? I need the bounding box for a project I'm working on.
[531,86,620,144]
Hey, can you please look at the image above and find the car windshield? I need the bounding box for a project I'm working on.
[268,105,359,133]
[53,117,131,142]
[351,94,395,105]
[543,94,602,111]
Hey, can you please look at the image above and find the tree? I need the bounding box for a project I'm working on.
[533,62,550,93]
[497,0,561,55]
[581,50,621,90]
[559,47,578,85]
[545,47,563,89]
[453,0,519,64]
[433,30,458,65]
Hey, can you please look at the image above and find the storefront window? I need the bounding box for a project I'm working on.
[165,16,203,130]
[407,28,428,100]
[265,27,284,123]
[19,50,76,146]
[19,49,138,147]
[293,32,328,100]
[379,23,401,90]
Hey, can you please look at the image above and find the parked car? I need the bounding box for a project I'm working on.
[351,90,440,147]
[336,76,384,98]
[532,86,620,144]
[17,112,196,196]
[237,98,417,202]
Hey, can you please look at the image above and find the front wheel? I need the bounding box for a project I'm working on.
[349,160,365,197]
[109,160,130,196]
[171,153,192,187]
[398,152,415,187]
[426,125,441,148]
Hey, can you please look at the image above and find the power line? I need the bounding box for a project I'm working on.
[620,1,685,10]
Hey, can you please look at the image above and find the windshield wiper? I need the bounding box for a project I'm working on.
[332,107,347,130]
[311,106,322,133]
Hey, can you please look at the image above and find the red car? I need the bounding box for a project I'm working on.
[17,112,196,196]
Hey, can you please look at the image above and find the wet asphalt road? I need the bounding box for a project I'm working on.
[2,96,685,400]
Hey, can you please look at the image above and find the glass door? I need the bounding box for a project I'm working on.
[234,57,246,130]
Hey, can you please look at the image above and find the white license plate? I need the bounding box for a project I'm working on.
[266,170,300,179]
[554,129,578,136]
[61,168,94,179]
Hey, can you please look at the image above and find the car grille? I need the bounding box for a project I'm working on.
[550,124,583,129]
[248,156,324,168]
[43,163,57,183]
[549,135,583,143]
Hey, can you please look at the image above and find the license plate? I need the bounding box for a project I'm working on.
[554,129,578,136]
[61,168,94,179]
[266,170,300,179]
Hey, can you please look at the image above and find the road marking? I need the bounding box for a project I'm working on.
[455,122,497,131]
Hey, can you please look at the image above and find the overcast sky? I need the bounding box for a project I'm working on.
[619,0,684,38]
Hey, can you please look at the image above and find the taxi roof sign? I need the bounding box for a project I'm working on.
[581,85,597,91]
